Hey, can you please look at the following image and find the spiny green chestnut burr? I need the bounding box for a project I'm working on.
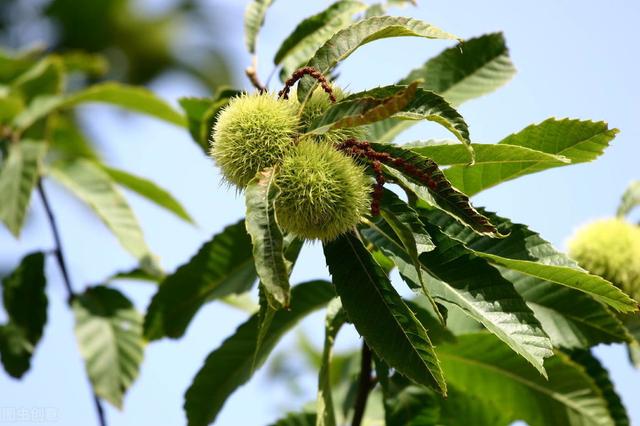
[210,93,298,188]
[275,139,371,241]
[568,218,640,301]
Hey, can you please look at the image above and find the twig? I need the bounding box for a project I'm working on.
[37,179,108,426]
[245,56,267,93]
[351,342,373,426]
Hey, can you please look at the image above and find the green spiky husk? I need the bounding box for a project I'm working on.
[275,139,371,241]
[210,93,298,188]
[568,218,640,301]
[297,88,365,145]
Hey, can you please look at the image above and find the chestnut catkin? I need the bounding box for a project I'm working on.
[210,93,297,188]
[568,218,640,301]
[275,139,371,241]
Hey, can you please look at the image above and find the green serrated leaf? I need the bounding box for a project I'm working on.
[375,190,442,322]
[317,298,347,426]
[102,165,194,224]
[144,219,256,340]
[445,118,619,195]
[408,140,569,167]
[617,180,640,218]
[276,1,367,80]
[419,208,636,313]
[361,222,553,376]
[184,281,335,426]
[401,32,516,107]
[422,207,633,348]
[324,232,447,394]
[367,33,516,143]
[48,159,154,264]
[380,190,434,255]
[73,286,144,409]
[382,375,508,426]
[368,142,500,236]
[307,83,419,134]
[483,254,636,313]
[297,16,460,102]
[244,0,276,54]
[245,168,290,309]
[15,82,186,131]
[0,140,47,237]
[329,87,475,160]
[0,252,47,378]
[437,333,616,426]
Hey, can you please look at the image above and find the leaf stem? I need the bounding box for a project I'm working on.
[37,179,108,426]
[351,342,373,426]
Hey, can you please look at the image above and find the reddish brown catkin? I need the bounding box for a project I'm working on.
[278,66,336,103]
[371,160,385,216]
[337,139,440,215]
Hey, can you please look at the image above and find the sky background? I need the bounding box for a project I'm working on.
[1,0,639,425]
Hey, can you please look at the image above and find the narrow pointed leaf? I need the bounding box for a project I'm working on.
[73,286,144,409]
[275,1,367,79]
[15,82,186,130]
[0,140,46,237]
[445,118,619,195]
[617,180,640,218]
[245,0,275,54]
[102,165,194,224]
[298,16,459,101]
[361,223,553,375]
[482,255,636,313]
[245,168,290,309]
[311,85,474,160]
[369,142,500,236]
[421,208,636,313]
[409,141,569,167]
[324,232,447,394]
[380,189,434,255]
[422,208,633,347]
[437,333,616,426]
[400,32,516,107]
[317,298,347,426]
[48,159,154,264]
[144,220,256,340]
[307,83,418,134]
[377,190,441,321]
[0,252,47,378]
[184,281,335,426]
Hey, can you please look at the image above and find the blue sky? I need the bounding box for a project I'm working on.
[1,0,639,425]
